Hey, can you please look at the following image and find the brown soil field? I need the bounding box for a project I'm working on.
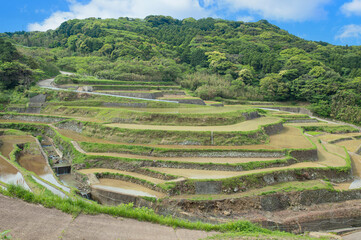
[105,117,280,132]
[0,155,18,175]
[0,135,35,159]
[350,153,361,178]
[336,140,361,152]
[17,153,49,176]
[318,133,361,142]
[93,179,166,198]
[79,168,166,184]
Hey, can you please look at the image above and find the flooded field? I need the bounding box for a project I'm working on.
[0,135,35,158]
[17,150,70,193]
[93,179,165,198]
[0,156,30,190]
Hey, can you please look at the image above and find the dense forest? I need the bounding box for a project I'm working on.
[1,16,361,124]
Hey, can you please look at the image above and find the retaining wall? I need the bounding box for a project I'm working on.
[263,122,284,135]
[0,114,67,123]
[172,168,351,195]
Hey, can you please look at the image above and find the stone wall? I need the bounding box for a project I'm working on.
[263,122,284,135]
[102,102,147,108]
[265,107,314,116]
[171,168,351,195]
[174,99,206,105]
[174,188,361,213]
[56,120,84,133]
[289,149,318,161]
[152,150,286,158]
[0,114,66,123]
[79,156,297,173]
[285,119,318,123]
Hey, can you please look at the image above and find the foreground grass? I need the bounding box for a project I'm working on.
[203,232,331,240]
[0,184,294,236]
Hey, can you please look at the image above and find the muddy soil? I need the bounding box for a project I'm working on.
[0,135,35,158]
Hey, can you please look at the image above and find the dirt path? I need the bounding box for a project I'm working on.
[0,194,215,240]
[105,117,279,132]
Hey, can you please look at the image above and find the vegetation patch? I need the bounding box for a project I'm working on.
[302,125,359,134]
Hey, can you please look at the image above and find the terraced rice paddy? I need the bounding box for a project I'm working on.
[0,102,359,209]
[79,168,166,184]
[0,135,35,158]
[105,117,279,132]
[83,152,285,164]
[335,139,361,152]
[93,179,165,198]
[61,125,312,150]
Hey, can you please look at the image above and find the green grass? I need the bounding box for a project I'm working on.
[306,131,323,136]
[203,232,330,240]
[43,105,261,126]
[302,125,359,134]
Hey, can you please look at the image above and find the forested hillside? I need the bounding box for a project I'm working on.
[1,16,361,124]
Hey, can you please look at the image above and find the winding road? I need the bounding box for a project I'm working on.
[37,72,179,103]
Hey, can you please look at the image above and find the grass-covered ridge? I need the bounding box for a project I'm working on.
[43,105,263,125]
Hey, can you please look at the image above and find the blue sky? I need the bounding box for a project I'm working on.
[1,0,361,46]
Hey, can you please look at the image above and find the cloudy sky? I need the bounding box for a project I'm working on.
[2,0,361,45]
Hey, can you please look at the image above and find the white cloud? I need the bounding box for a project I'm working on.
[237,16,254,22]
[218,0,331,21]
[28,0,210,31]
[28,0,332,31]
[341,0,361,16]
[336,24,361,40]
